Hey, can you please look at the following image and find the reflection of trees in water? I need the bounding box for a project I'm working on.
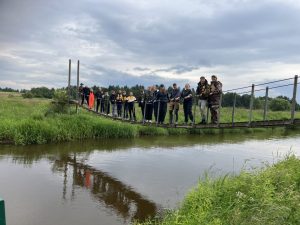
[52,154,158,223]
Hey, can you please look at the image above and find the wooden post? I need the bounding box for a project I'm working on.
[76,60,80,114]
[0,198,6,225]
[263,86,269,121]
[68,59,71,114]
[291,75,298,122]
[249,84,255,124]
[232,93,236,126]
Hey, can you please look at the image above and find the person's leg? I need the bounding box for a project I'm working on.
[169,102,174,124]
[175,102,179,123]
[189,102,194,123]
[200,100,207,123]
[96,100,99,112]
[162,103,167,123]
[184,103,188,123]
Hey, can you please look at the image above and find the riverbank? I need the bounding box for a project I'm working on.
[0,92,298,145]
[137,155,300,225]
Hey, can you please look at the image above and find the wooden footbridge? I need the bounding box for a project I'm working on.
[67,60,300,130]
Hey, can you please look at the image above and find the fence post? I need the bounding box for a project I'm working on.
[0,198,6,225]
[263,86,269,121]
[232,93,236,126]
[291,75,298,122]
[76,60,80,114]
[68,59,71,114]
[249,84,255,124]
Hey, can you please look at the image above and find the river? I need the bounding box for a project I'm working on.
[0,130,300,225]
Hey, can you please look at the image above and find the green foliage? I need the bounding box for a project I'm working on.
[137,156,300,225]
[46,90,69,115]
[269,98,291,111]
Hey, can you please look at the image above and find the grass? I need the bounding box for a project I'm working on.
[0,92,299,145]
[0,92,179,145]
[137,155,300,225]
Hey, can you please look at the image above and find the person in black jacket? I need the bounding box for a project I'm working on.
[169,83,181,125]
[83,86,90,105]
[137,89,146,122]
[156,85,168,124]
[79,83,84,105]
[95,88,103,113]
[196,76,210,124]
[153,86,159,122]
[110,90,117,117]
[181,83,194,125]
[144,86,154,123]
[116,90,123,118]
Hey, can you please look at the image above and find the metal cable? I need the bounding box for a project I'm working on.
[223,76,296,93]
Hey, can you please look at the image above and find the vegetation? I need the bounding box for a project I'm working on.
[137,155,300,225]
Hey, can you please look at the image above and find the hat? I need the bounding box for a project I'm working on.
[80,83,84,86]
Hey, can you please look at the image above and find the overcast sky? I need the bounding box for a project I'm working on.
[0,0,300,95]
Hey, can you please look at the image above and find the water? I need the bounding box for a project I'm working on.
[0,131,300,225]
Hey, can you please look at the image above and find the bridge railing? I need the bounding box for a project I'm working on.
[221,75,299,126]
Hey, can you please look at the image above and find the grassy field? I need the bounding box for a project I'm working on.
[137,155,300,225]
[0,92,298,145]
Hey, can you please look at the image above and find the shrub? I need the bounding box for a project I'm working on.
[269,98,291,111]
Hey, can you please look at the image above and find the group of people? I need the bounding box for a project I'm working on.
[79,75,222,125]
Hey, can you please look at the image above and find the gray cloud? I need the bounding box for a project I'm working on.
[0,0,300,99]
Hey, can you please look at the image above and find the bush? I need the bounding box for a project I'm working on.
[46,90,69,115]
[269,98,291,111]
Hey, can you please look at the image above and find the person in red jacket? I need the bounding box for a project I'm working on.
[88,89,95,109]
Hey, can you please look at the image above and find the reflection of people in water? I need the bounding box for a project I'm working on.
[55,155,159,223]
[85,170,91,188]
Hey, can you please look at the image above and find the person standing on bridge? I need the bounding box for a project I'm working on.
[169,83,181,125]
[83,85,90,105]
[116,90,123,118]
[104,91,110,114]
[138,89,146,122]
[209,75,222,124]
[127,92,137,121]
[79,83,84,105]
[95,88,103,113]
[156,85,169,124]
[88,89,95,110]
[144,86,154,123]
[122,91,129,119]
[181,83,194,125]
[110,90,117,117]
[196,76,210,124]
[153,86,159,122]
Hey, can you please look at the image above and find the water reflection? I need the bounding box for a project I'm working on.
[0,130,300,225]
[52,153,158,223]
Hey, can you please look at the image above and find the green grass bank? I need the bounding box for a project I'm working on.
[137,155,300,225]
[0,92,299,145]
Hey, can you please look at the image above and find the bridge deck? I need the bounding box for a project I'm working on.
[82,106,300,129]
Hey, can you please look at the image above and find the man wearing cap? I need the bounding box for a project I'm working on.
[196,76,209,124]
[209,75,222,124]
